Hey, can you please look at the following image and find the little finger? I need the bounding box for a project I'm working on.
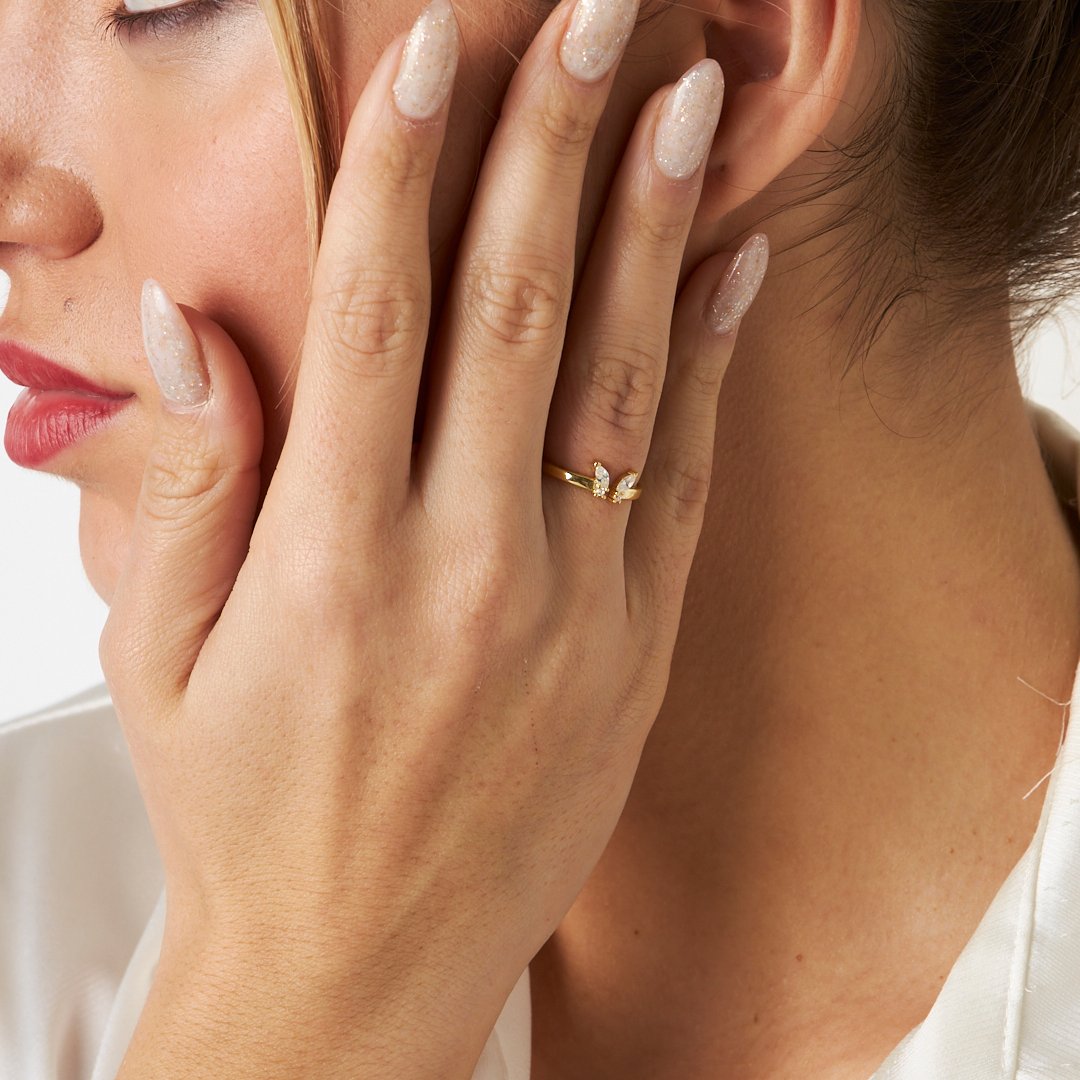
[625,235,770,623]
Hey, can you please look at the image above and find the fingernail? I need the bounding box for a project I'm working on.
[0,269,10,319]
[393,0,460,121]
[706,233,769,336]
[653,60,724,181]
[141,279,210,410]
[559,0,639,84]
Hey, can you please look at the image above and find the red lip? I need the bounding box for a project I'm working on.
[0,342,135,468]
[0,341,132,399]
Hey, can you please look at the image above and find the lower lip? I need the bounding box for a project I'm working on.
[4,387,134,468]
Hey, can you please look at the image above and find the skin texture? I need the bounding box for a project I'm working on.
[0,0,309,591]
[3,0,1080,1076]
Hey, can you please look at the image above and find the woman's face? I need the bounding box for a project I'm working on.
[1,0,558,603]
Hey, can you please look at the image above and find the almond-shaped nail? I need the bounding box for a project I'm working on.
[653,59,724,180]
[559,0,640,84]
[141,279,210,410]
[707,234,769,336]
[393,0,460,121]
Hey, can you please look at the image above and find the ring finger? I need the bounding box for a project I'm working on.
[542,60,724,542]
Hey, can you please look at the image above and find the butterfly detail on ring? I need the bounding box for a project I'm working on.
[592,462,640,504]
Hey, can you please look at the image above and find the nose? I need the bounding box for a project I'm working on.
[0,0,104,261]
[0,155,103,260]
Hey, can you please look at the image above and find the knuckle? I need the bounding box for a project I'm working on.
[679,353,727,403]
[97,613,149,703]
[316,271,426,377]
[462,254,566,347]
[657,445,713,525]
[280,528,386,622]
[336,137,435,226]
[141,444,244,527]
[631,197,690,248]
[581,343,661,437]
[460,550,518,623]
[97,615,125,680]
[530,87,597,157]
[367,132,436,194]
[443,530,532,647]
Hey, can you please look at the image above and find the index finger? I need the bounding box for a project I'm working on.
[271,0,457,530]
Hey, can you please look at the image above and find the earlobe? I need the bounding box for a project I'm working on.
[697,0,861,219]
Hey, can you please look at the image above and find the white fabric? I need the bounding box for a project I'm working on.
[1,398,1077,1080]
[0,683,531,1080]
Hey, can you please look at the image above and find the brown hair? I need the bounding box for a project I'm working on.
[261,0,1080,383]
[802,0,1080,382]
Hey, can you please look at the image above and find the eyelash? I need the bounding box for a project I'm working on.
[97,0,231,42]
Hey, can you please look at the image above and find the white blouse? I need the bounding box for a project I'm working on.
[2,398,1078,1080]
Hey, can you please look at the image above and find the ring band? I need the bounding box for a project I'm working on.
[542,459,642,503]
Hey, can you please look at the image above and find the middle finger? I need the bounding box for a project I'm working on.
[420,0,640,505]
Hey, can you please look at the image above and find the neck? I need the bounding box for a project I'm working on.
[530,237,1080,1079]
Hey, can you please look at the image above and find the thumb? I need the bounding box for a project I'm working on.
[100,279,264,714]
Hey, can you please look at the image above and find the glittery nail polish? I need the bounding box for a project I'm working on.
[707,234,770,336]
[141,279,210,410]
[559,0,640,84]
[653,59,724,181]
[0,269,10,320]
[393,0,460,121]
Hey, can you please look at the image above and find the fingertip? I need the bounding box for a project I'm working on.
[137,281,265,478]
[704,233,769,337]
[141,279,212,414]
[172,303,266,457]
[392,0,460,122]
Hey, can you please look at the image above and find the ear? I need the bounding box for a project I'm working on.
[693,0,863,219]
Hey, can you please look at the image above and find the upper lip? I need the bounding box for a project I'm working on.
[0,341,133,400]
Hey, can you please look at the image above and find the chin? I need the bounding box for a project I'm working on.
[78,489,133,606]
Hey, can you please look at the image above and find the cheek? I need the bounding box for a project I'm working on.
[81,54,311,601]
[107,53,310,461]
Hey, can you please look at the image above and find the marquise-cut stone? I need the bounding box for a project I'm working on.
[592,462,610,498]
[613,471,639,503]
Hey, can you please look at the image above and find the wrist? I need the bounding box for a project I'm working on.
[116,933,475,1075]
[116,930,490,1080]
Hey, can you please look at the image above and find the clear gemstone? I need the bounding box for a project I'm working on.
[592,462,610,498]
[612,471,639,503]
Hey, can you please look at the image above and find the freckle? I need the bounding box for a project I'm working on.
[795,953,804,963]
[1007,835,1014,844]
[633,928,640,937]
[63,297,73,313]
[949,847,955,854]
[753,1013,759,1024]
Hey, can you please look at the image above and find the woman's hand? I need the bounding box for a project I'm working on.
[100,0,767,1074]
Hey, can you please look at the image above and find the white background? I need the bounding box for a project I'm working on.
[3,312,1080,723]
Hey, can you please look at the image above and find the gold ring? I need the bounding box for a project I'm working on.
[542,460,642,504]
